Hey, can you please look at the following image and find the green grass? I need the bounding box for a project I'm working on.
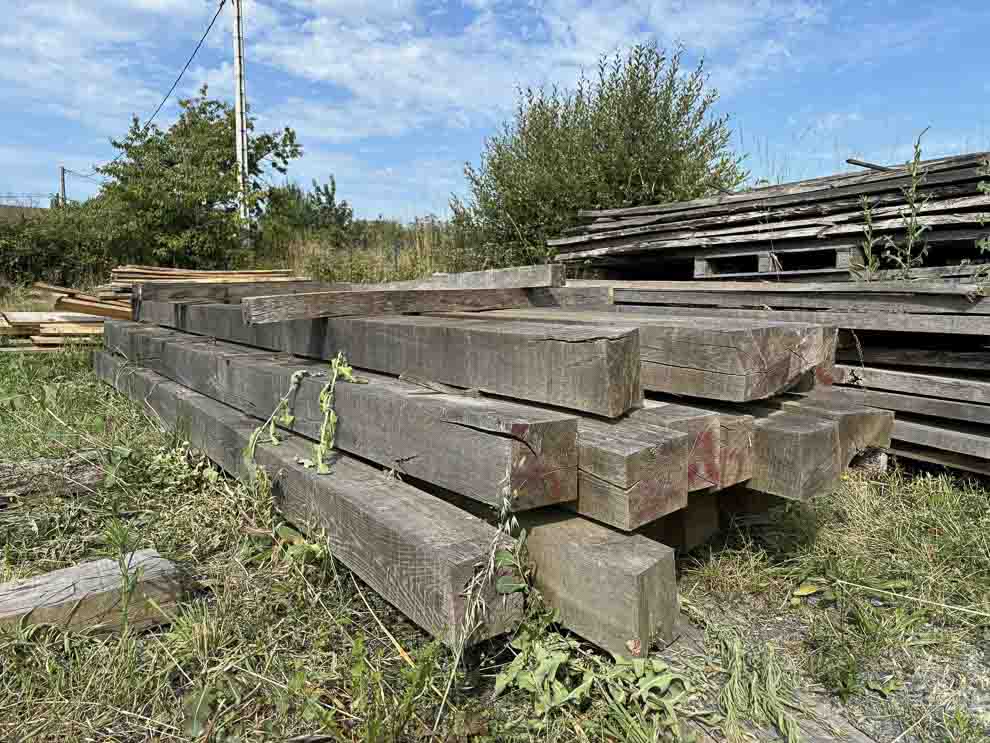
[2,352,989,742]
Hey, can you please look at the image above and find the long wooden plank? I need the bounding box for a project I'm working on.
[139,302,642,417]
[568,278,984,295]
[558,212,990,261]
[38,323,104,335]
[29,335,100,346]
[54,297,131,320]
[614,304,990,336]
[94,352,521,646]
[439,308,830,402]
[573,418,688,530]
[808,385,990,426]
[889,442,990,476]
[106,321,578,512]
[834,365,990,404]
[133,279,333,306]
[570,182,982,237]
[521,509,676,658]
[551,193,990,249]
[0,550,181,633]
[892,416,990,459]
[835,346,990,371]
[611,288,990,315]
[3,312,103,325]
[243,288,541,324]
[339,264,565,291]
[575,156,988,219]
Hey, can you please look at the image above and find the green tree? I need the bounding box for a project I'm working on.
[97,85,301,268]
[454,43,747,267]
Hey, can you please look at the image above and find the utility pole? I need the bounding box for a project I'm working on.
[59,165,66,207]
[231,0,250,227]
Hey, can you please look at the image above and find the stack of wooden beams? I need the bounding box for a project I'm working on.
[33,283,133,320]
[550,152,990,280]
[0,311,105,353]
[94,265,302,303]
[95,264,890,657]
[590,277,990,476]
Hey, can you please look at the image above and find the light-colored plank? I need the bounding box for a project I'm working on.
[54,297,131,320]
[3,312,103,325]
[0,550,182,633]
[38,323,105,336]
[29,335,100,346]
[95,352,521,647]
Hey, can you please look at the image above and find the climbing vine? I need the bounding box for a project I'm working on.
[312,352,365,474]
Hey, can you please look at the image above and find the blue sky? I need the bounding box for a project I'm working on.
[2,0,989,219]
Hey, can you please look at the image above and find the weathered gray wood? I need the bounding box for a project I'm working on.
[633,402,723,490]
[106,321,578,512]
[134,279,332,306]
[560,209,990,260]
[834,365,990,404]
[94,352,521,646]
[614,304,990,336]
[567,183,982,238]
[575,156,987,219]
[682,402,841,500]
[573,418,688,530]
[569,277,984,295]
[552,193,990,249]
[835,346,990,371]
[770,394,894,467]
[440,308,831,402]
[610,288,990,315]
[892,415,990,459]
[520,509,677,657]
[638,492,721,553]
[138,303,643,417]
[0,550,182,633]
[889,442,990,476]
[810,385,990,426]
[243,288,541,324]
[336,264,565,291]
[1,450,104,507]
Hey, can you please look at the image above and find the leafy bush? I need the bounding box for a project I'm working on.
[454,43,747,267]
[0,87,300,285]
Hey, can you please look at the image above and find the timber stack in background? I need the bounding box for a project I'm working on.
[589,277,990,476]
[551,152,989,281]
[93,263,892,658]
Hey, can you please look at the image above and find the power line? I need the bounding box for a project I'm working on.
[76,0,227,178]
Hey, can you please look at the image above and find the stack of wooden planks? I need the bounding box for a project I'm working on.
[551,152,990,280]
[591,277,990,476]
[33,283,133,320]
[0,311,105,353]
[95,265,301,303]
[95,264,891,658]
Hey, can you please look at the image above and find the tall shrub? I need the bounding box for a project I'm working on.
[455,43,747,267]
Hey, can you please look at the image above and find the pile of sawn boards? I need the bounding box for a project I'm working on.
[0,311,105,353]
[94,265,301,303]
[550,152,990,280]
[94,264,892,658]
[582,277,990,476]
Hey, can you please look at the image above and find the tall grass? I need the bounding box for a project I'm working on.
[257,216,492,283]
